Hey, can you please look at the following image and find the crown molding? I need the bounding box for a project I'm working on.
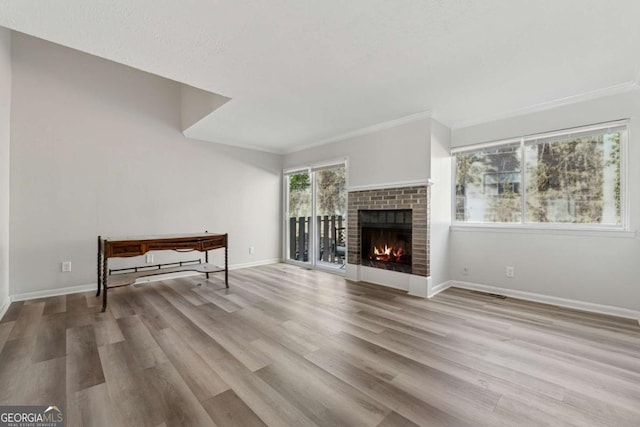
[284,110,432,155]
[184,131,285,155]
[187,110,433,156]
[451,81,640,131]
[429,112,454,128]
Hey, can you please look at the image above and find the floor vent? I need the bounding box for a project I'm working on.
[470,291,507,299]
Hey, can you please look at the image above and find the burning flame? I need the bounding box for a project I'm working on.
[372,244,404,263]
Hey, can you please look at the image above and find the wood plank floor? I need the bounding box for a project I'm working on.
[1,263,639,426]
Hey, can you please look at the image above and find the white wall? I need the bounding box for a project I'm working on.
[429,119,451,290]
[283,118,431,188]
[9,33,282,296]
[451,91,640,311]
[181,84,230,132]
[0,28,10,312]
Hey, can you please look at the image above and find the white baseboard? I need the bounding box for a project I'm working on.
[451,280,640,322]
[11,283,97,302]
[428,280,452,298]
[0,298,10,321]
[228,258,281,270]
[9,258,283,302]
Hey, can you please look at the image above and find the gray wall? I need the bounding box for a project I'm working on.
[429,119,451,289]
[9,33,282,296]
[0,28,10,310]
[451,91,640,310]
[283,118,431,188]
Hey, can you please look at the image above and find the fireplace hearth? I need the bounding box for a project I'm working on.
[360,210,412,274]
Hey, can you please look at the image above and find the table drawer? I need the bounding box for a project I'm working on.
[202,236,226,250]
[148,240,201,251]
[107,242,145,257]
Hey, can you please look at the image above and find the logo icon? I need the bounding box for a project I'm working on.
[0,405,64,426]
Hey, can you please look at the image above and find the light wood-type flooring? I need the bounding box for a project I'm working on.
[0,263,639,426]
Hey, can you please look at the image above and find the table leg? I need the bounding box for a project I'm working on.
[225,242,229,288]
[205,250,210,279]
[96,236,102,297]
[101,252,108,312]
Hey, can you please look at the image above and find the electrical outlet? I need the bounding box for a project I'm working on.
[462,267,469,276]
[146,254,154,264]
[249,246,255,254]
[62,261,72,272]
[506,266,515,278]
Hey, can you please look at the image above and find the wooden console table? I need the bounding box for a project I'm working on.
[97,232,228,312]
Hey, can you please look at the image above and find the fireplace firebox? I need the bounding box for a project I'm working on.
[360,209,412,274]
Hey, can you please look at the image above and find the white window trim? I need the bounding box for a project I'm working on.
[450,224,636,238]
[451,119,631,233]
[282,158,349,270]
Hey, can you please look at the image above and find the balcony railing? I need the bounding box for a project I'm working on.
[289,215,345,265]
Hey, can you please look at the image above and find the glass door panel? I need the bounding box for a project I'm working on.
[286,171,312,264]
[314,164,347,269]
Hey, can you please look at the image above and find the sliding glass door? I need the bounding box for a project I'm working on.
[285,170,312,265]
[314,164,347,269]
[284,162,347,270]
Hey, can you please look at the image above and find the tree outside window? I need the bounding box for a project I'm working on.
[454,122,624,227]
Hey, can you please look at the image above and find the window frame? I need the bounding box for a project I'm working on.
[282,158,349,271]
[451,119,630,234]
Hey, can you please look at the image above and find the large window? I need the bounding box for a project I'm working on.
[453,121,627,228]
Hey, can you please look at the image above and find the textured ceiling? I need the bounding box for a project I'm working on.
[1,0,639,153]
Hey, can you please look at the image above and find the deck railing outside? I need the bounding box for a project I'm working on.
[289,215,345,265]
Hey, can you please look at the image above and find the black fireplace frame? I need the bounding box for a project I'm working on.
[359,209,412,273]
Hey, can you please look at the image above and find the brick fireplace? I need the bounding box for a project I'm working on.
[346,184,430,295]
